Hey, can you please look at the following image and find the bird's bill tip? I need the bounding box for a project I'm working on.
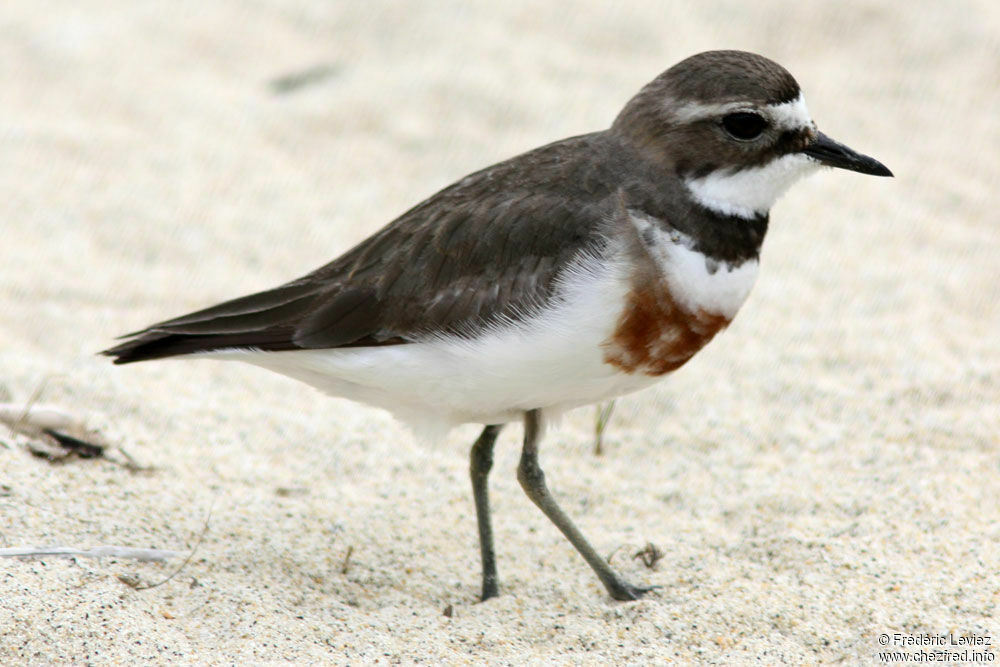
[802,131,893,177]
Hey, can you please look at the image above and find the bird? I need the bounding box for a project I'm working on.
[103,50,892,602]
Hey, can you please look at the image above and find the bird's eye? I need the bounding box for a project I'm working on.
[721,112,767,140]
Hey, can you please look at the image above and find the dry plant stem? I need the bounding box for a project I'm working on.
[593,400,616,455]
[123,504,214,591]
[0,546,183,561]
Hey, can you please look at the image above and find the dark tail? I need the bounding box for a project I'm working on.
[101,282,319,364]
[101,329,296,364]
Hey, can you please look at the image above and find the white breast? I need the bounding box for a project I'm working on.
[629,213,760,319]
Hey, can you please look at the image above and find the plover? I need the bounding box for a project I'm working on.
[104,50,892,601]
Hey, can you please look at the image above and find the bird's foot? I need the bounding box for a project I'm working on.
[606,580,661,601]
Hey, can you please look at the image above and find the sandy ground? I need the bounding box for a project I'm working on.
[2,1,999,664]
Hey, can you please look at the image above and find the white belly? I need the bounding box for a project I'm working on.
[217,251,651,430]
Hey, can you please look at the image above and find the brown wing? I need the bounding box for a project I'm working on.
[103,132,629,364]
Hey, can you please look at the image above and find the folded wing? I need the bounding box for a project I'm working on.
[103,134,623,364]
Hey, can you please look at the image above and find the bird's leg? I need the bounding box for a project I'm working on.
[517,409,655,601]
[469,423,504,601]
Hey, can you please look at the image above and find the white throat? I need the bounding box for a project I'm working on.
[684,152,819,219]
[682,93,820,220]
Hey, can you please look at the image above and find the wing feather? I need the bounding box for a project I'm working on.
[103,132,630,364]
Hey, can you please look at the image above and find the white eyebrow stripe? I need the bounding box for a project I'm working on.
[669,92,813,130]
[670,100,746,123]
[767,93,812,130]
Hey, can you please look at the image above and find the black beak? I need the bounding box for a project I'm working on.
[802,131,893,177]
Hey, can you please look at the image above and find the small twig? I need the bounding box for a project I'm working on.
[0,546,183,562]
[1,403,81,438]
[114,446,155,473]
[43,429,104,458]
[1,401,152,471]
[632,542,664,569]
[605,544,624,564]
[268,63,340,94]
[25,429,108,464]
[340,545,354,574]
[120,503,214,591]
[11,377,56,434]
[2,400,108,462]
[594,400,616,456]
